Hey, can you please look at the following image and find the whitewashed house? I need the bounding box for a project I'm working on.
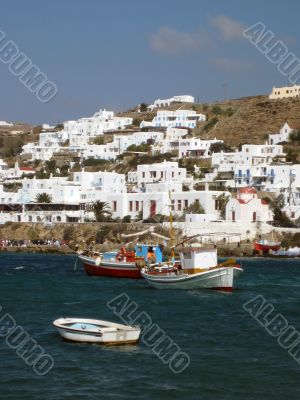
[268,122,295,145]
[21,131,69,161]
[212,144,285,171]
[64,109,132,137]
[179,137,223,158]
[147,95,194,111]
[132,160,191,189]
[141,109,206,129]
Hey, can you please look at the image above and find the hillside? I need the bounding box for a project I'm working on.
[120,95,300,147]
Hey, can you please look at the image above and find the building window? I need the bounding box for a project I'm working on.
[113,201,117,212]
[253,212,257,222]
[129,201,133,211]
[171,200,175,211]
[178,200,182,211]
[135,201,139,211]
[184,200,188,208]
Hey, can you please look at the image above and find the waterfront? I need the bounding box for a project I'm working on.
[0,253,300,399]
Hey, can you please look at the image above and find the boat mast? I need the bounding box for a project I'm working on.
[169,191,175,260]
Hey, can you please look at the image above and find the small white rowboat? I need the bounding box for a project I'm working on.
[53,318,140,345]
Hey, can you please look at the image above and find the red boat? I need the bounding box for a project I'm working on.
[78,245,163,279]
[254,240,281,252]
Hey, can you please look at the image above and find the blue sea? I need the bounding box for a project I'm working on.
[0,253,300,400]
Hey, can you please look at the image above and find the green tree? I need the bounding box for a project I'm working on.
[210,142,233,153]
[36,193,52,203]
[270,195,295,227]
[93,201,112,222]
[184,200,205,214]
[139,103,149,112]
[289,129,300,142]
[96,226,111,244]
[216,193,230,219]
[127,142,151,152]
[286,149,299,163]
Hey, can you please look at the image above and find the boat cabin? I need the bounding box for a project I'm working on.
[179,248,217,270]
[134,244,163,263]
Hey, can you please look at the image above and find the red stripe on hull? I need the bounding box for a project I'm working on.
[83,263,142,279]
[211,287,233,292]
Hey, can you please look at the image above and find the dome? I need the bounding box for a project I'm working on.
[239,187,257,194]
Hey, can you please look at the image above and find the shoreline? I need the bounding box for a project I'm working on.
[0,246,299,259]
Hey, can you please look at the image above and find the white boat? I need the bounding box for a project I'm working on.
[53,318,141,344]
[141,247,243,291]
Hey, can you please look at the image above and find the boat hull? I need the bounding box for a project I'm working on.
[79,255,142,279]
[53,318,140,345]
[254,242,281,252]
[141,267,243,290]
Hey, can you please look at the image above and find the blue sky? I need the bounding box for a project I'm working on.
[0,0,300,124]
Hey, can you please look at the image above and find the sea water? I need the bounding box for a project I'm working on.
[0,253,299,400]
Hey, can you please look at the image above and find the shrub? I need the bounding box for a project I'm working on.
[123,215,131,223]
[211,105,223,115]
[83,158,109,167]
[203,117,219,132]
[63,225,75,240]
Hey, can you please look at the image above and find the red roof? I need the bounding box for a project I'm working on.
[239,187,257,194]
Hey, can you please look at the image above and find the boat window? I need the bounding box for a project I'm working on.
[183,252,192,259]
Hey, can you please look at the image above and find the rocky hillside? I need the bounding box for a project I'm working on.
[120,95,300,147]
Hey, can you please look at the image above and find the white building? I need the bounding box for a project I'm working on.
[147,95,194,111]
[269,85,300,100]
[0,162,35,181]
[226,187,273,223]
[108,189,229,221]
[0,120,13,126]
[21,131,69,161]
[212,144,285,170]
[64,109,132,137]
[141,109,206,130]
[128,160,191,188]
[179,137,223,158]
[268,122,294,145]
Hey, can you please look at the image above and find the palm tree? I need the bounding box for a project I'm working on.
[36,192,52,203]
[93,201,112,222]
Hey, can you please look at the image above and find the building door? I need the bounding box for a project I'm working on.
[232,211,236,222]
[150,200,156,217]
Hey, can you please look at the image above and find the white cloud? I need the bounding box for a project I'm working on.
[150,26,210,56]
[211,15,245,41]
[210,57,256,72]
